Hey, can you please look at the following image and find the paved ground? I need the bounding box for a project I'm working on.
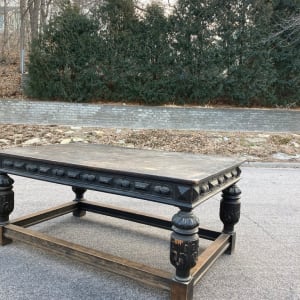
[0,166,299,300]
[0,99,299,132]
[0,100,299,299]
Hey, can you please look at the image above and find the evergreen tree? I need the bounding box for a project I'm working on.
[170,0,223,103]
[133,3,173,103]
[270,0,300,105]
[215,1,263,105]
[26,0,299,106]
[27,5,104,101]
[93,0,140,101]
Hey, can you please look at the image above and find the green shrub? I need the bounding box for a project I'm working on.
[26,0,300,107]
[27,6,106,101]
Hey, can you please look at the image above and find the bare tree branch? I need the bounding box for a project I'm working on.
[266,14,300,44]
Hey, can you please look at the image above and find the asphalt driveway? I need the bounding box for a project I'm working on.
[0,165,299,300]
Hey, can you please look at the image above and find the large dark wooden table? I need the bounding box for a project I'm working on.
[0,144,244,300]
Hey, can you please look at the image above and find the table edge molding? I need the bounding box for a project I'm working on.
[0,156,242,208]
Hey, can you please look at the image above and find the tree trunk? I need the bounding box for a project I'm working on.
[73,0,81,11]
[40,0,46,30]
[28,0,41,41]
[40,0,52,32]
[20,0,26,73]
[1,0,8,61]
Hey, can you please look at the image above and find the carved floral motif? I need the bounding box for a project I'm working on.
[220,184,241,233]
[170,209,200,281]
[170,236,199,280]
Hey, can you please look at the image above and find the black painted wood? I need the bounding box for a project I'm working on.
[0,173,14,224]
[0,144,244,300]
[11,202,77,227]
[219,184,242,254]
[0,144,243,209]
[79,200,221,240]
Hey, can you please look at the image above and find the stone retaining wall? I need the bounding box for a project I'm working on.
[0,99,299,132]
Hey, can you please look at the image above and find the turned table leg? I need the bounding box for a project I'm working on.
[219,183,241,254]
[0,173,14,246]
[72,186,87,217]
[170,209,199,299]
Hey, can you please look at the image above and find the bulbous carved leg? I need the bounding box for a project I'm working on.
[0,173,14,246]
[170,209,199,282]
[72,186,87,217]
[219,184,241,254]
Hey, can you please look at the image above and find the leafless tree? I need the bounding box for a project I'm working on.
[268,14,300,44]
[28,0,41,40]
[40,0,53,29]
[1,0,8,60]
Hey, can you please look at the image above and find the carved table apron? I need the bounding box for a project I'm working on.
[0,144,244,300]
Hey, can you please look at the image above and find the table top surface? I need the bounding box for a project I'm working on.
[0,144,243,184]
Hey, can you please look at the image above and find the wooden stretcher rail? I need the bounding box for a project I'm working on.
[191,233,230,285]
[80,200,221,241]
[3,224,230,298]
[11,202,77,228]
[4,202,230,298]
[4,223,173,291]
[10,200,221,241]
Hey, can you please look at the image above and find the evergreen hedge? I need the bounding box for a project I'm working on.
[27,6,107,101]
[26,0,300,107]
